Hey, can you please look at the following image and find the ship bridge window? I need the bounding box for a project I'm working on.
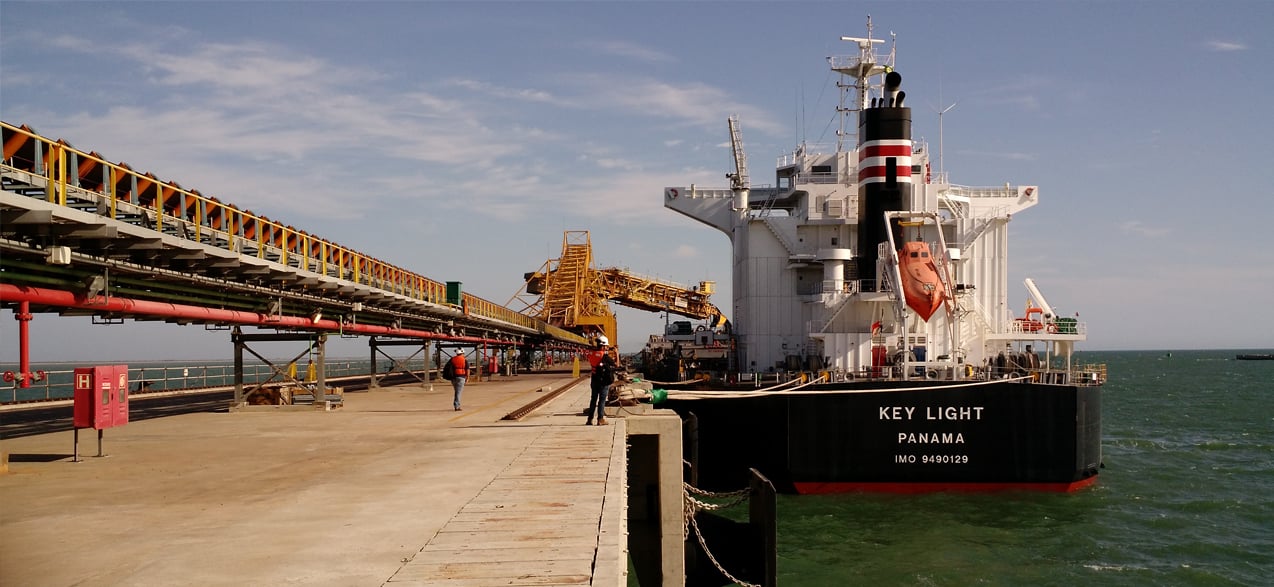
[812,165,832,173]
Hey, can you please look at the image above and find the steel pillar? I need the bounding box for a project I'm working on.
[231,328,326,407]
[368,337,432,390]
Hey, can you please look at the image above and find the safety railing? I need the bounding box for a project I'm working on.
[945,185,1021,199]
[2,360,384,404]
[2,121,572,339]
[1004,317,1087,336]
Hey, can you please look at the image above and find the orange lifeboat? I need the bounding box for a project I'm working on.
[1014,304,1045,332]
[898,241,946,321]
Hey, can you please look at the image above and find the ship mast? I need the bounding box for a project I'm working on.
[830,16,895,152]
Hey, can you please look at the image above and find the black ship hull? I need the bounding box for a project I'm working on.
[660,380,1102,494]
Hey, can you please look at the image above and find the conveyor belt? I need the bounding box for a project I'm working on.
[1,121,588,348]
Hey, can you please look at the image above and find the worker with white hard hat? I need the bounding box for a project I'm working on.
[586,335,617,426]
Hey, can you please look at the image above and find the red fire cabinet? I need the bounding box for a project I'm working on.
[72,365,128,461]
[74,365,129,429]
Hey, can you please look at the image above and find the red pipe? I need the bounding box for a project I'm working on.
[17,301,32,388]
[1,284,530,347]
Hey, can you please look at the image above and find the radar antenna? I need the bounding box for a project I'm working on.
[831,15,896,152]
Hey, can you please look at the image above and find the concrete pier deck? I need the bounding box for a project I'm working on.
[0,373,631,586]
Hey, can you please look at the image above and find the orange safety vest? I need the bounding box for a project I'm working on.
[450,354,468,376]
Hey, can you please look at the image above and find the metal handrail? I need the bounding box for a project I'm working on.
[1,360,384,404]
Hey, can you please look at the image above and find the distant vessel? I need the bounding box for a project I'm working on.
[654,20,1105,494]
[1235,354,1274,360]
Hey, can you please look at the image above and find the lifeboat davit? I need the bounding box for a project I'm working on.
[898,241,946,321]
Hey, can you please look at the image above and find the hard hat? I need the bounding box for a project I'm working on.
[597,335,609,346]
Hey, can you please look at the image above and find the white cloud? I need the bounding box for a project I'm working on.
[13,37,560,223]
[1206,41,1246,52]
[587,40,676,64]
[46,34,97,52]
[595,157,638,170]
[967,75,1055,112]
[557,73,787,137]
[673,244,699,258]
[6,21,775,256]
[445,78,558,103]
[1119,220,1170,238]
[959,149,1037,162]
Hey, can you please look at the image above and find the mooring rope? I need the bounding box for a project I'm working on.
[646,374,805,392]
[641,377,699,386]
[668,374,1030,400]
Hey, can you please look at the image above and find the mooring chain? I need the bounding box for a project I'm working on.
[682,482,761,587]
[684,482,750,499]
[686,493,749,512]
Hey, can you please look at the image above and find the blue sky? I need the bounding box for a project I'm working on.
[2,1,1271,362]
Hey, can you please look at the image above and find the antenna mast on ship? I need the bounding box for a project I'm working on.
[831,16,896,152]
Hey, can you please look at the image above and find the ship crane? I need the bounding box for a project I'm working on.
[726,116,752,216]
[508,230,727,346]
[1023,278,1056,321]
[727,115,749,192]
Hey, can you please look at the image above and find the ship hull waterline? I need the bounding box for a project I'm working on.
[659,380,1102,494]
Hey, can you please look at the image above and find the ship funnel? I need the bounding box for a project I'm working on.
[885,71,902,107]
[857,69,913,288]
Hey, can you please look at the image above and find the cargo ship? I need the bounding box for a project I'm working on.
[652,21,1105,494]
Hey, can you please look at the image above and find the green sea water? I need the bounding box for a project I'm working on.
[750,350,1273,585]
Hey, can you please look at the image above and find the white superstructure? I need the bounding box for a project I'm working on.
[664,23,1087,381]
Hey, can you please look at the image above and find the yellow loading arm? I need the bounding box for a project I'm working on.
[512,230,726,345]
[539,231,616,343]
[595,269,726,327]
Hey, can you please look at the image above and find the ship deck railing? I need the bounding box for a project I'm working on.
[793,171,841,185]
[689,363,1107,390]
[945,185,1021,199]
[1002,317,1088,336]
[985,364,1106,387]
[775,142,837,168]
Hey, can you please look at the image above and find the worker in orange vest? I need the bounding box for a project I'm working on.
[448,350,468,411]
[586,336,618,426]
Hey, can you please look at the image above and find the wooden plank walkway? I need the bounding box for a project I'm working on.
[388,424,627,586]
[0,373,629,586]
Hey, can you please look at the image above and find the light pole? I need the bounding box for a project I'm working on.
[936,100,957,179]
